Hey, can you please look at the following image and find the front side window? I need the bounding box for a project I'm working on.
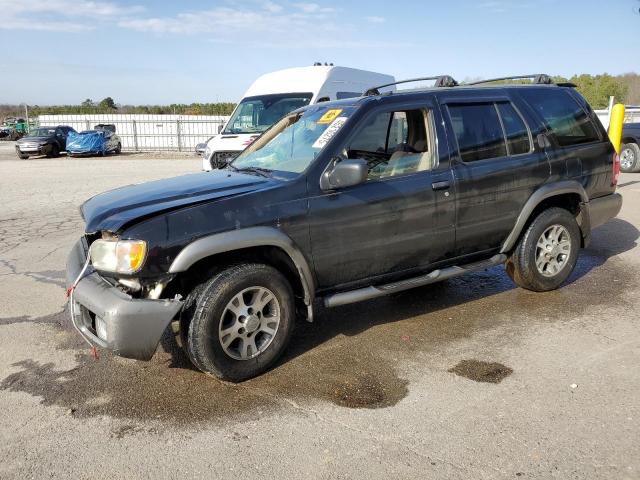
[224,93,313,134]
[232,105,356,175]
[518,89,600,147]
[448,103,507,162]
[347,109,435,180]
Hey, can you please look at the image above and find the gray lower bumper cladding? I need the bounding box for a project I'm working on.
[66,239,183,361]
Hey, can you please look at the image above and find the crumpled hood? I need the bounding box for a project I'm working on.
[81,170,272,233]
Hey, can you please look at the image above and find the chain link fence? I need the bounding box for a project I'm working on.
[36,114,230,152]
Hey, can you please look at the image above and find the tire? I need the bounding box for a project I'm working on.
[47,144,59,158]
[505,207,580,292]
[620,143,640,173]
[185,263,295,382]
[114,143,122,155]
[17,152,29,160]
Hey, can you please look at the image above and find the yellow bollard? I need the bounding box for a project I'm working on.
[607,103,625,154]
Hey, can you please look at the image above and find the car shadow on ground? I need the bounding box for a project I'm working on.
[161,217,639,377]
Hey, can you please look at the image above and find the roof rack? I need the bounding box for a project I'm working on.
[464,74,555,86]
[363,75,458,96]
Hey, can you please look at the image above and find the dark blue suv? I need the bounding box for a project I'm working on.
[67,74,622,381]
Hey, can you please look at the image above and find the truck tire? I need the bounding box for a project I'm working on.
[620,142,640,173]
[505,207,580,292]
[185,263,295,382]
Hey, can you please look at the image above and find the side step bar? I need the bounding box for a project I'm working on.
[323,254,507,308]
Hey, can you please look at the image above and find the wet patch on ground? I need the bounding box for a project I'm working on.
[448,360,513,383]
[0,219,637,426]
[0,310,65,326]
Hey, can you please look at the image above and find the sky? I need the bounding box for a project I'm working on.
[0,0,638,105]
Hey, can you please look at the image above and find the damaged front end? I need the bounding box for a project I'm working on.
[66,237,183,361]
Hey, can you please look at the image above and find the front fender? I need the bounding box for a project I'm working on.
[168,226,316,308]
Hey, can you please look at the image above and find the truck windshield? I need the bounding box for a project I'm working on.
[223,93,313,134]
[28,128,55,137]
[231,105,355,175]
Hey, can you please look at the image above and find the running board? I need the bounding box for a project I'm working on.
[323,254,507,308]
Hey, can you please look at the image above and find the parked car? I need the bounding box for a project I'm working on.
[620,122,640,172]
[15,125,76,159]
[201,65,395,171]
[67,74,622,382]
[66,124,122,157]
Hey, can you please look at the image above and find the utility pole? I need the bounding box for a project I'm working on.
[24,104,29,132]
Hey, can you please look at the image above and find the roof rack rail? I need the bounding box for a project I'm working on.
[363,75,458,96]
[464,74,554,86]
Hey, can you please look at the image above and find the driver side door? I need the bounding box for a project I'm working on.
[308,100,456,290]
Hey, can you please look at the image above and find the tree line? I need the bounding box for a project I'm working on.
[2,73,639,120]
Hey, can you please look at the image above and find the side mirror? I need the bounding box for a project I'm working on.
[321,158,368,190]
[217,124,223,134]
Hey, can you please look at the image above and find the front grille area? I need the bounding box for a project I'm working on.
[19,142,40,151]
[210,150,238,169]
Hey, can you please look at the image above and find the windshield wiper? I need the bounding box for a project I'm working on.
[233,166,273,178]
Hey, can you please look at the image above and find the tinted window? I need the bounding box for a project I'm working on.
[519,89,600,147]
[448,103,507,162]
[497,103,531,155]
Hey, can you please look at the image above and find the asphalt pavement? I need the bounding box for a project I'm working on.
[0,141,639,479]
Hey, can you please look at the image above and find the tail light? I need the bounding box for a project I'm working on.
[612,152,620,187]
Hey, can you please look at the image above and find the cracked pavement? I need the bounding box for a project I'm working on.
[0,141,639,479]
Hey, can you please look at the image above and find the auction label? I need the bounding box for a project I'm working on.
[317,109,343,124]
[312,117,348,149]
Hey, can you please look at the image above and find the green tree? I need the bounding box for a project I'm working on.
[98,97,117,110]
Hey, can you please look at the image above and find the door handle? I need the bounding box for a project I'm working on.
[432,181,450,191]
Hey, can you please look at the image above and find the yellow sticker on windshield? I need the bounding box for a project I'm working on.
[318,109,343,124]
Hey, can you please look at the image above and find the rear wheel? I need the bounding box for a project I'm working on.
[620,143,640,173]
[506,207,580,292]
[185,263,295,382]
[114,143,122,154]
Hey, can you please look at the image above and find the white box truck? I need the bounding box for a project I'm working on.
[202,65,395,171]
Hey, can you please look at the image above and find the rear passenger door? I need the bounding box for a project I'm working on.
[441,96,549,256]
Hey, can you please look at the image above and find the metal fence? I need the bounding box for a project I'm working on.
[37,114,230,152]
[594,106,640,130]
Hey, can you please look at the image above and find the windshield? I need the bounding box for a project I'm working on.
[223,93,313,134]
[231,105,356,175]
[28,128,55,137]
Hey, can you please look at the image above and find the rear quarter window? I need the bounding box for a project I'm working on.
[519,89,600,147]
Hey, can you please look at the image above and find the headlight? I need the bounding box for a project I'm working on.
[89,239,147,274]
[204,145,212,158]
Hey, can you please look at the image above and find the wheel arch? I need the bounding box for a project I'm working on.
[168,227,316,318]
[501,181,589,254]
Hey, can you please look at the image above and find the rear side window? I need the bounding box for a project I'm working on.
[448,103,507,162]
[497,103,531,155]
[519,89,600,147]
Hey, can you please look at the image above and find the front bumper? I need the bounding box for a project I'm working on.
[16,143,52,155]
[66,239,183,360]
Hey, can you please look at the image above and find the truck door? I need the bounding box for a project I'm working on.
[308,100,455,289]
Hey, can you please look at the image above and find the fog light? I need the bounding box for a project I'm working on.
[95,316,108,341]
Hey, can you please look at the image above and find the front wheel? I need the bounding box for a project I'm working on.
[185,263,295,382]
[620,143,640,173]
[17,152,29,160]
[506,207,580,292]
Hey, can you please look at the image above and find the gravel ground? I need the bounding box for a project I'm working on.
[0,140,639,479]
